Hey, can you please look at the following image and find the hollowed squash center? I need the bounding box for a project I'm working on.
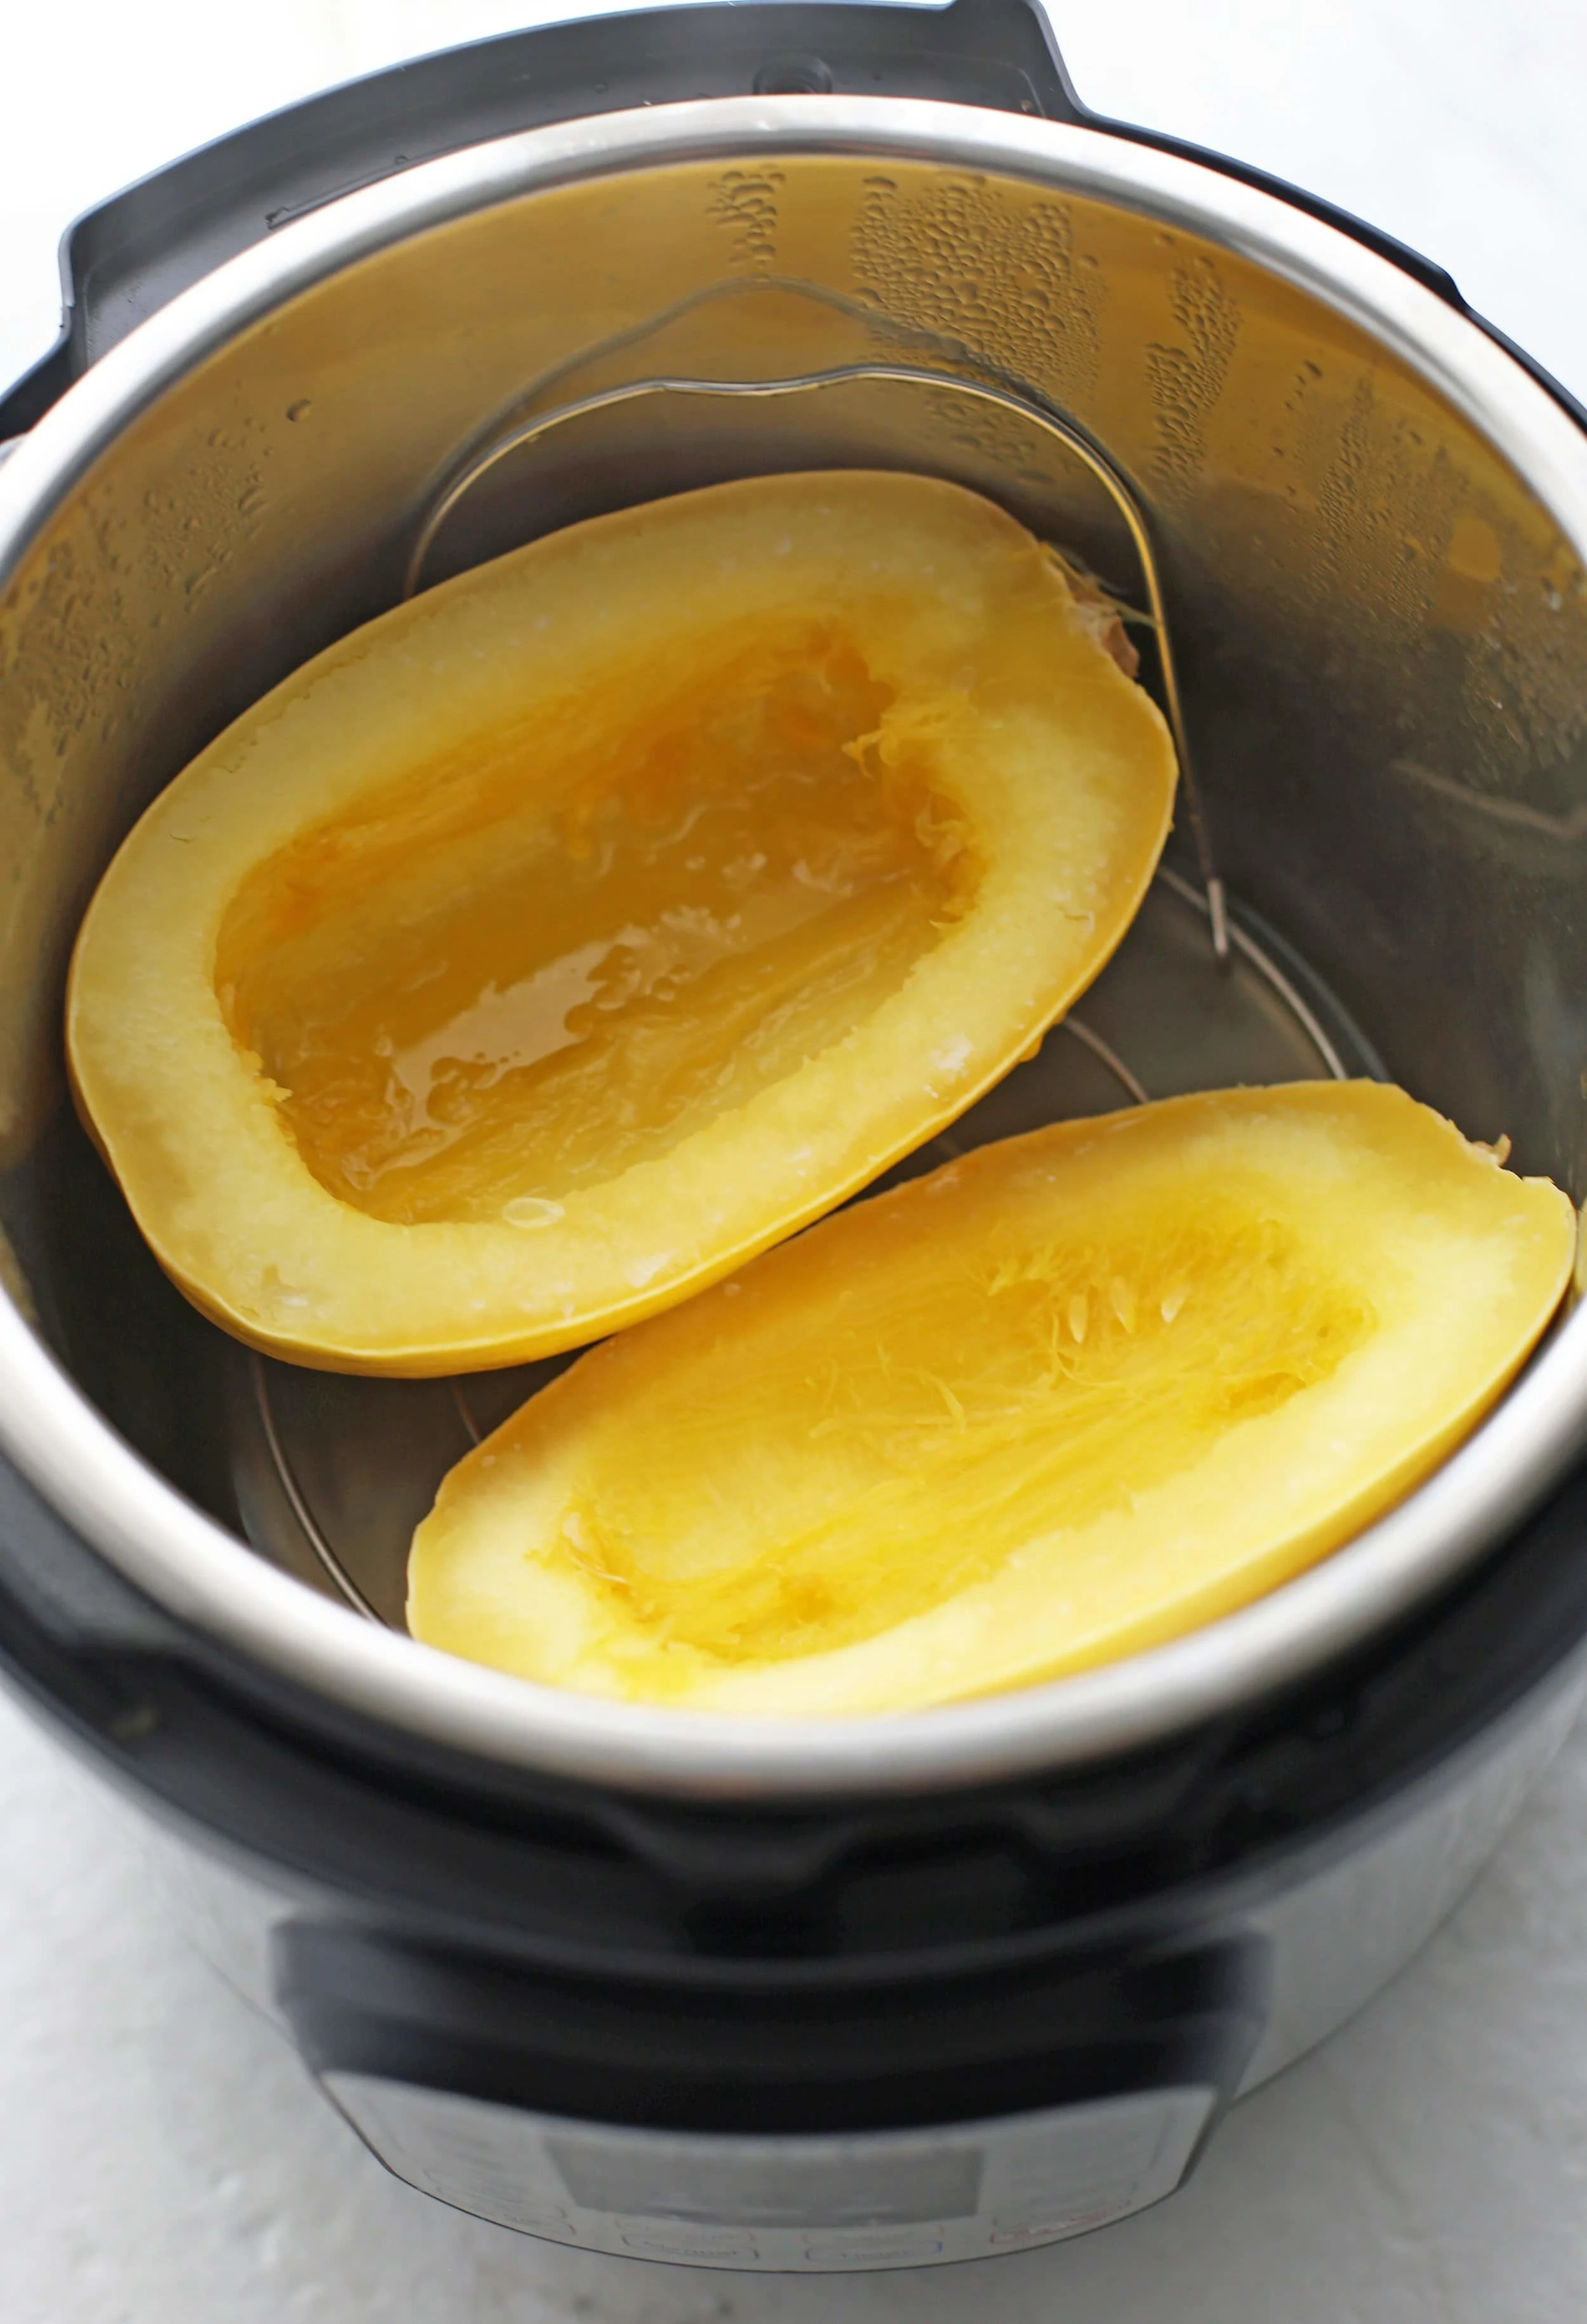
[216,624,979,1227]
[547,1194,1374,1668]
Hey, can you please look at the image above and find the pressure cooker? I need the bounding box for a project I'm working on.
[3,0,1587,2272]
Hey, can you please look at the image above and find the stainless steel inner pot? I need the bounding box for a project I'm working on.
[3,95,1587,1798]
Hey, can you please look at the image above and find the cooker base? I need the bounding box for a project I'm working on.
[145,1646,1584,2269]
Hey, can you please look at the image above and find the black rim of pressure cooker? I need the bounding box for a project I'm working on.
[3,0,1587,2135]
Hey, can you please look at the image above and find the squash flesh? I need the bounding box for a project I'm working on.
[67,472,1176,1373]
[216,627,978,1224]
[406,1083,1576,1714]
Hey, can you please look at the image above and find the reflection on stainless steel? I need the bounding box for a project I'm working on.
[1393,756,1587,841]
[2,100,1587,1794]
[250,1354,382,1622]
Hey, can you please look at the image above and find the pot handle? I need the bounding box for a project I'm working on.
[0,0,1079,442]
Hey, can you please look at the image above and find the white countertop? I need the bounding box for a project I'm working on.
[5,4,1587,2316]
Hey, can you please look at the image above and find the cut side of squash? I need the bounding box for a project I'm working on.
[407,1083,1576,1715]
[67,472,1176,1373]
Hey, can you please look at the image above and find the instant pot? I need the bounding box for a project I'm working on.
[4,0,1587,2273]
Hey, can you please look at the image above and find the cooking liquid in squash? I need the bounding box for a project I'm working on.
[216,627,979,1227]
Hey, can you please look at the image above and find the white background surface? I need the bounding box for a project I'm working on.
[4,2,1587,2316]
